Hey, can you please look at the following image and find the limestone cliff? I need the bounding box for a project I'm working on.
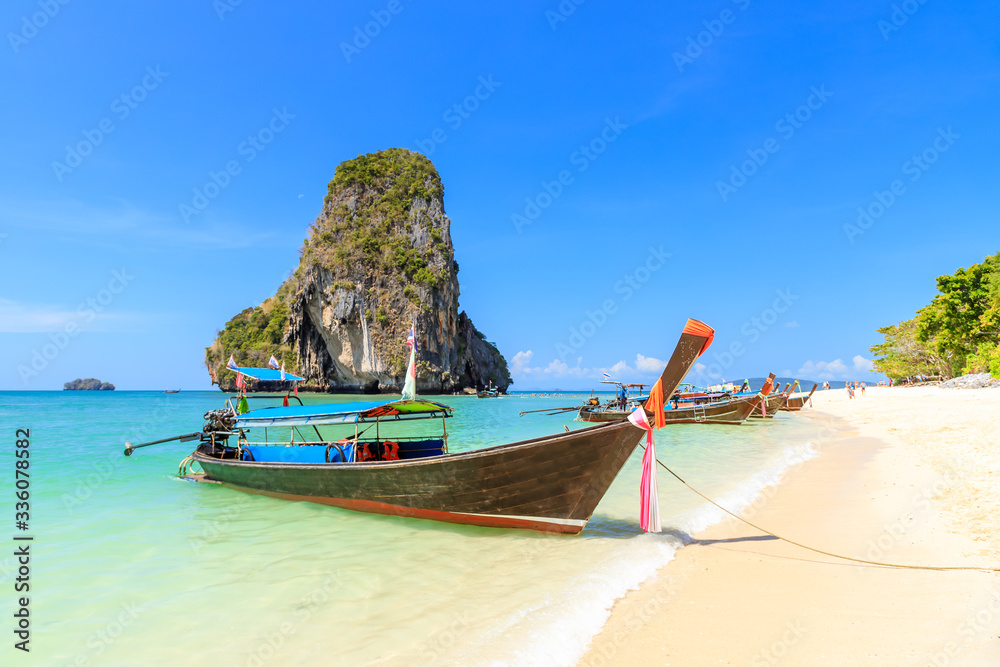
[205,148,511,394]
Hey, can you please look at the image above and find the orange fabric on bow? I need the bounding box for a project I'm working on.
[644,378,666,429]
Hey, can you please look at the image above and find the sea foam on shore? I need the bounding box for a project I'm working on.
[444,435,820,667]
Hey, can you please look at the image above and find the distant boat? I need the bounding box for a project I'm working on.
[476,380,501,398]
[577,379,763,425]
[164,389,180,393]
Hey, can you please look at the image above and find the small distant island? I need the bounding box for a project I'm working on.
[64,378,115,391]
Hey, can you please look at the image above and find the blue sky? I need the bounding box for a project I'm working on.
[1,0,997,390]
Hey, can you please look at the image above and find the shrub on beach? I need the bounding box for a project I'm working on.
[963,342,1000,378]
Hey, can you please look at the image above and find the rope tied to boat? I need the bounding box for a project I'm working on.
[645,445,1000,573]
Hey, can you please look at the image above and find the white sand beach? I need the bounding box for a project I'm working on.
[579,386,1000,665]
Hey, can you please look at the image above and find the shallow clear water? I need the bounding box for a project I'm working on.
[0,391,821,666]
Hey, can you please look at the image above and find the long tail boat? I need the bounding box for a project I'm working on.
[747,373,781,419]
[126,319,716,534]
[575,381,649,423]
[658,392,761,425]
[577,379,762,426]
[476,380,501,398]
[784,382,818,411]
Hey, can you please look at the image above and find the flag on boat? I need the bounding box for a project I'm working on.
[402,327,417,400]
[268,355,280,369]
[602,372,612,382]
[628,406,661,533]
[280,361,286,381]
[227,355,238,371]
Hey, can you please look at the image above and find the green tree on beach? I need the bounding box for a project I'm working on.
[872,252,1000,380]
[870,318,949,380]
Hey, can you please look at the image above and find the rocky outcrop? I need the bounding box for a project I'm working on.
[939,373,999,389]
[64,378,115,390]
[206,149,510,394]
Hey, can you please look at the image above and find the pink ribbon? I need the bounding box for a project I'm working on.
[628,407,661,533]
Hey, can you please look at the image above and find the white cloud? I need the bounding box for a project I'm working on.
[541,358,584,377]
[602,360,631,379]
[852,355,873,373]
[509,352,595,379]
[509,352,670,384]
[797,359,849,380]
[635,353,665,373]
[785,320,800,328]
[509,350,536,375]
[797,355,876,380]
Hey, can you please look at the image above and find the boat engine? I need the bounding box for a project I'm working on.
[197,409,237,457]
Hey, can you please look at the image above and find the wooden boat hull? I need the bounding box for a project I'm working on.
[784,384,818,411]
[578,395,757,425]
[576,405,634,422]
[192,420,645,534]
[660,394,758,424]
[749,394,787,419]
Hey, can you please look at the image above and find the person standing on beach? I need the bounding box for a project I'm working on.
[847,383,854,399]
[861,382,866,396]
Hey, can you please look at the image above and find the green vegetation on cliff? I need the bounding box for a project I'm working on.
[308,148,452,288]
[205,289,296,384]
[871,252,1000,379]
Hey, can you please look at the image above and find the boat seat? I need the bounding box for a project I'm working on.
[397,439,445,459]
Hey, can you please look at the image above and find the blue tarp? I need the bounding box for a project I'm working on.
[242,439,445,463]
[244,444,354,463]
[231,366,305,382]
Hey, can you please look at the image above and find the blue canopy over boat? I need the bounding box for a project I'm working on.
[234,399,454,428]
[231,366,305,382]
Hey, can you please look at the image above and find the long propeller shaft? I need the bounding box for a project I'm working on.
[124,432,201,456]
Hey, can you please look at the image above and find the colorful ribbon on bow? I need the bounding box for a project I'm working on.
[628,406,661,533]
[754,391,768,418]
[644,378,666,429]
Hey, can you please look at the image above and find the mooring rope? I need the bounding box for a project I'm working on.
[645,446,1000,573]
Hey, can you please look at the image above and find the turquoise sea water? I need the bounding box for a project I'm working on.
[0,392,822,666]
